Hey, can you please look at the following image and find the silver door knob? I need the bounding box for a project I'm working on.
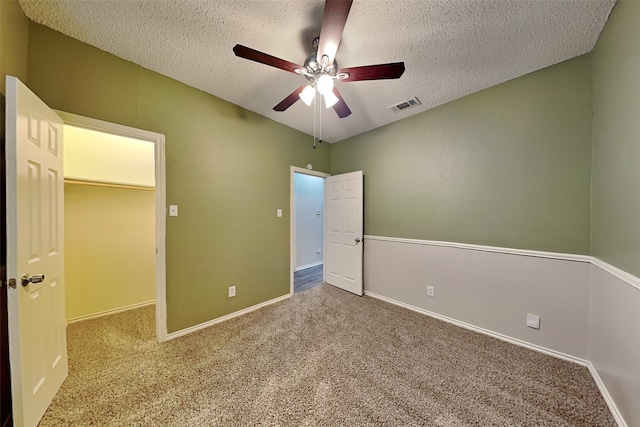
[355,238,361,244]
[21,274,45,287]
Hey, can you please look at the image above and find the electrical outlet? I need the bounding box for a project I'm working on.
[526,313,540,329]
[427,286,435,297]
[228,286,236,298]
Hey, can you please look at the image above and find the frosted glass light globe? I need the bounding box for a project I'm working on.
[299,85,316,106]
[317,74,334,96]
[323,90,339,108]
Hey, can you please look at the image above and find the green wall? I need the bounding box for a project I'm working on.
[11,2,640,332]
[0,0,29,96]
[1,0,29,282]
[26,23,330,332]
[591,1,640,278]
[331,56,593,254]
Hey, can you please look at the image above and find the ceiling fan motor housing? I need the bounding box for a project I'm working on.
[303,52,338,85]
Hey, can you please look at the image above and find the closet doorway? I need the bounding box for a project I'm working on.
[64,125,156,322]
[57,111,167,341]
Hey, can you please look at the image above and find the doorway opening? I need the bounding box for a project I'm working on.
[290,167,329,294]
[64,125,155,324]
[56,111,168,342]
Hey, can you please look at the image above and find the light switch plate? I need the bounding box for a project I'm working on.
[277,209,282,217]
[169,205,178,217]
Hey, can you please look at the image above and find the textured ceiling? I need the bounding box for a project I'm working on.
[19,0,615,143]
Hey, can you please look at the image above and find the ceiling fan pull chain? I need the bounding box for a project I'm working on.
[319,97,322,143]
[319,89,322,142]
[313,92,317,149]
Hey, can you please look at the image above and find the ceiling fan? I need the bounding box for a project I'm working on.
[233,0,405,119]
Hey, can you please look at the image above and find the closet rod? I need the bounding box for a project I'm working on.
[64,179,155,191]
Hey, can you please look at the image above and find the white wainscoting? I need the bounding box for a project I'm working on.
[363,236,592,357]
[588,260,640,427]
[363,235,638,427]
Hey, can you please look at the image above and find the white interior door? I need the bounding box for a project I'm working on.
[324,171,363,295]
[6,76,68,427]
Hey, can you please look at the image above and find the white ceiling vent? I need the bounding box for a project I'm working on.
[388,97,422,113]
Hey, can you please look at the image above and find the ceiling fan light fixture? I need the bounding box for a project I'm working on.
[299,85,316,106]
[323,90,339,109]
[234,0,402,121]
[317,74,334,96]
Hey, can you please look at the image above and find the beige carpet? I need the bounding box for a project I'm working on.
[41,284,615,426]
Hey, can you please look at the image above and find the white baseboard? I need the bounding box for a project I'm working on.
[364,290,627,426]
[585,362,628,427]
[166,293,291,341]
[363,235,639,427]
[67,300,155,324]
[364,291,587,365]
[294,261,323,272]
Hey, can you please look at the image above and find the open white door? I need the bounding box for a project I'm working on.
[6,76,68,427]
[324,171,363,295]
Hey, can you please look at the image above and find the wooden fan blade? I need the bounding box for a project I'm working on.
[316,0,353,67]
[233,44,304,74]
[338,62,405,82]
[332,87,352,118]
[274,86,307,112]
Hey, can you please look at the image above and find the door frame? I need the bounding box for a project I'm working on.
[289,166,330,295]
[55,111,168,342]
